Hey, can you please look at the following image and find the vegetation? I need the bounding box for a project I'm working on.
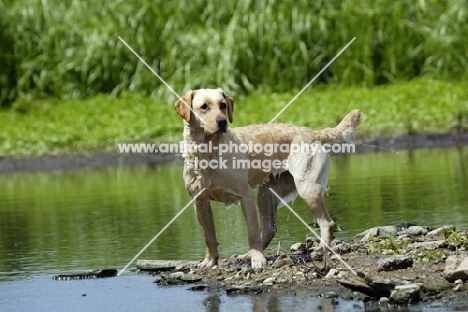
[1,1,467,156]
[0,78,467,156]
[1,0,467,106]
[366,236,409,255]
[445,228,468,252]
[366,228,468,262]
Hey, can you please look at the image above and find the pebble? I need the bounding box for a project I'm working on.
[325,269,338,278]
[263,277,276,285]
[379,297,389,304]
[181,273,202,282]
[453,284,466,292]
[323,291,338,298]
[405,226,428,236]
[290,242,305,253]
[169,272,184,279]
[337,271,348,278]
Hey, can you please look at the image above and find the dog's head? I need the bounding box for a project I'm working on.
[175,88,234,134]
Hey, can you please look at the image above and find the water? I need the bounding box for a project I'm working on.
[0,146,467,311]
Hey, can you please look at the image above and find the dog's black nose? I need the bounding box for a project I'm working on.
[217,117,227,132]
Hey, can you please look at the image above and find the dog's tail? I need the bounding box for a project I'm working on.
[311,109,361,143]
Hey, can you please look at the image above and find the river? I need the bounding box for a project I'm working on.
[0,146,467,311]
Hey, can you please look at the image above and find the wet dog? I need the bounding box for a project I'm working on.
[175,88,360,269]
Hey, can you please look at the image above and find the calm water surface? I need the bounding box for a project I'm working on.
[1,146,467,311]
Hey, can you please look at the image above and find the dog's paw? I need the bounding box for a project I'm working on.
[237,252,250,262]
[248,250,267,269]
[237,250,267,269]
[197,256,218,269]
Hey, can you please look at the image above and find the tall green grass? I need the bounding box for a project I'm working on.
[0,0,467,106]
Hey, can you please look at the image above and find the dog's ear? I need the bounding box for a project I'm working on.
[175,90,194,122]
[221,90,234,123]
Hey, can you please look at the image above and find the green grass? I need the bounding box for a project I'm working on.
[1,78,467,156]
[1,0,467,106]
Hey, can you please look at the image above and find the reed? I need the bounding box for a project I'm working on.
[0,0,467,106]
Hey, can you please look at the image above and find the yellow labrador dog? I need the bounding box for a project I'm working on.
[175,88,360,269]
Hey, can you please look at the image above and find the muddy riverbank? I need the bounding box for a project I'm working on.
[1,132,468,173]
[140,224,468,311]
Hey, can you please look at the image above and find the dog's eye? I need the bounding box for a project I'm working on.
[220,102,227,109]
[201,103,208,110]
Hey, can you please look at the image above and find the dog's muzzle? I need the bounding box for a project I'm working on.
[216,117,227,133]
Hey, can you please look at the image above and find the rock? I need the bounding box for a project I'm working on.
[226,284,260,294]
[403,226,428,236]
[389,284,421,304]
[379,297,389,304]
[263,277,276,285]
[378,256,413,271]
[308,250,324,261]
[241,266,253,274]
[426,225,455,239]
[137,260,198,271]
[409,240,446,250]
[272,255,291,268]
[338,271,348,278]
[325,268,339,278]
[161,271,202,284]
[181,273,202,282]
[455,279,464,284]
[334,242,352,254]
[395,222,418,232]
[323,291,338,298]
[290,242,306,254]
[189,285,207,291]
[378,226,398,238]
[338,272,398,298]
[293,271,306,282]
[454,284,466,292]
[354,226,397,241]
[443,255,468,283]
[354,227,379,241]
[169,271,184,279]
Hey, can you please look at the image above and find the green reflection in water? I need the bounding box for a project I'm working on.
[0,147,467,281]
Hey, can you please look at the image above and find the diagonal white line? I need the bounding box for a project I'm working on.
[117,188,206,276]
[268,188,357,276]
[269,37,356,123]
[118,36,206,124]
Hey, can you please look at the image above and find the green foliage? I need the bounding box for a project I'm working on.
[414,250,447,263]
[1,78,467,156]
[366,236,409,255]
[445,228,468,252]
[0,0,467,106]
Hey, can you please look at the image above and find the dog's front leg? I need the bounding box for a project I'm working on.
[195,199,219,269]
[238,193,267,269]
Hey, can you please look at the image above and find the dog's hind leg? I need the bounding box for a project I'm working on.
[289,150,335,253]
[258,171,297,250]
